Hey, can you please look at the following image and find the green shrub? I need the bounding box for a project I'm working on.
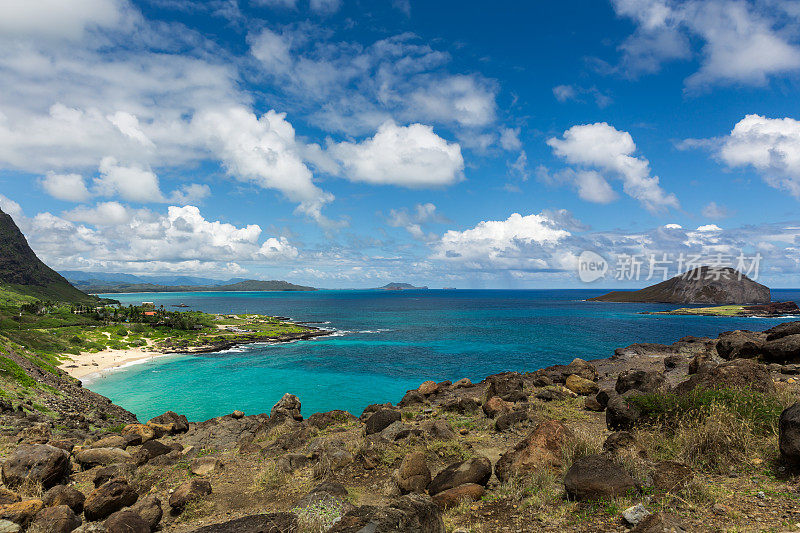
[631,387,790,474]
[628,387,784,435]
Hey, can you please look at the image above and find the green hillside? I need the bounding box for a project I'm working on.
[0,207,100,305]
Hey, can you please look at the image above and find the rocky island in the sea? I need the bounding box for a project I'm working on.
[589,266,772,304]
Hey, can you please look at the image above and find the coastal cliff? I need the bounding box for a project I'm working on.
[0,207,102,305]
[589,266,771,304]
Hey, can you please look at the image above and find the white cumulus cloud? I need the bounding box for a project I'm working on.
[718,114,800,196]
[433,212,574,271]
[63,201,134,226]
[40,172,92,202]
[611,0,800,89]
[331,121,464,188]
[95,157,165,203]
[547,122,679,212]
[193,106,333,221]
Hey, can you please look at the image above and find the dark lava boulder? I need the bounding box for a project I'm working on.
[397,451,431,494]
[431,483,485,509]
[148,410,189,434]
[130,494,162,530]
[484,372,524,401]
[75,447,133,468]
[602,431,637,454]
[420,420,456,441]
[606,394,642,431]
[133,439,172,465]
[169,478,212,510]
[762,334,800,364]
[365,409,401,435]
[328,494,444,533]
[565,358,598,381]
[398,390,426,407]
[270,394,303,422]
[92,464,135,488]
[674,358,775,394]
[780,402,800,465]
[84,479,138,521]
[716,330,764,360]
[495,409,529,432]
[494,420,573,482]
[663,354,683,370]
[631,512,688,533]
[615,370,665,394]
[0,499,44,528]
[42,484,85,514]
[538,358,598,384]
[29,505,81,533]
[766,321,800,342]
[482,396,512,418]
[583,395,604,412]
[105,509,150,533]
[535,389,571,402]
[360,403,393,421]
[182,413,263,451]
[563,454,637,500]
[442,397,479,414]
[688,351,715,374]
[1,444,69,489]
[189,513,298,532]
[428,456,491,495]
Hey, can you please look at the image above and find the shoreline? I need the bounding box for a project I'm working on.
[59,347,171,381]
[59,328,334,382]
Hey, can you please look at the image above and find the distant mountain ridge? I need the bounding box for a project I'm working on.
[77,279,316,294]
[588,266,771,304]
[61,271,248,286]
[0,207,100,304]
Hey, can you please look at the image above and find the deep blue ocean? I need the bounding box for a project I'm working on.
[87,289,800,422]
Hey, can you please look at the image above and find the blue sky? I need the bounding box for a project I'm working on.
[1,0,800,288]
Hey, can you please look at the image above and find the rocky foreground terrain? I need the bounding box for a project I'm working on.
[3,322,800,532]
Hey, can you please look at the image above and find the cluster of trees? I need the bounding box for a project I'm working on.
[73,304,210,331]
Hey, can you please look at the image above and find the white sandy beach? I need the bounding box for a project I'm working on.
[59,348,166,381]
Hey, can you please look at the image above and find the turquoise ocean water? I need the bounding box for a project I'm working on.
[87,289,800,422]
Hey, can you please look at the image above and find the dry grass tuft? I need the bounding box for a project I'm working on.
[17,477,43,498]
[254,460,286,491]
[561,428,603,472]
[637,402,777,473]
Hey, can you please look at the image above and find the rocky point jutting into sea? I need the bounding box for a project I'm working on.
[2,317,800,532]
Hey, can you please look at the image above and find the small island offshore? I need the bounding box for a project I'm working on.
[2,212,800,533]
